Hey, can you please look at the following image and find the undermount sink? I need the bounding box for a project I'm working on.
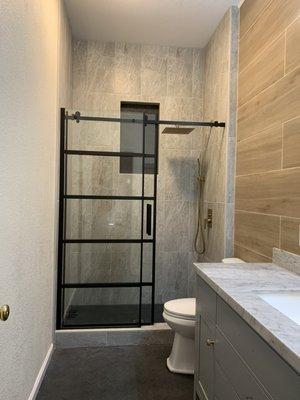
[258,291,300,325]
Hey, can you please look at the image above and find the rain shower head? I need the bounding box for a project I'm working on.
[161,126,195,134]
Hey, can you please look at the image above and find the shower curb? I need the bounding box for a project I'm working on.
[55,323,173,348]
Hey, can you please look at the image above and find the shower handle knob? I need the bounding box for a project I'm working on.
[0,304,10,321]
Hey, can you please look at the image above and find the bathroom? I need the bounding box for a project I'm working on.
[0,0,299,399]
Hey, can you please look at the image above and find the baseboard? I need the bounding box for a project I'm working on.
[28,343,54,400]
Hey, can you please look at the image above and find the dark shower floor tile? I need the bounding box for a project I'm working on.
[37,345,194,400]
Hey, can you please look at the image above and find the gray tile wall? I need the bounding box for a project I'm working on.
[67,7,238,306]
[70,41,204,305]
[197,7,238,263]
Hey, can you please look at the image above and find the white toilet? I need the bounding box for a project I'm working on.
[163,257,245,375]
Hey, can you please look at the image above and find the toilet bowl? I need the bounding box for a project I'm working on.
[163,258,245,375]
[163,298,196,374]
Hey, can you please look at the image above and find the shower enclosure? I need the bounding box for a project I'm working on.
[57,105,159,329]
[56,106,225,329]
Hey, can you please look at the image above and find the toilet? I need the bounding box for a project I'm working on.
[163,257,245,374]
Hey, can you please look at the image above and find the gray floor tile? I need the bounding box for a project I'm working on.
[37,345,193,400]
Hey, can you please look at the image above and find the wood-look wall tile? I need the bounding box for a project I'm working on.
[234,243,272,262]
[286,17,300,75]
[239,0,272,39]
[237,66,300,141]
[239,0,300,71]
[234,211,280,258]
[283,116,300,168]
[235,168,300,218]
[238,35,284,107]
[280,217,300,255]
[236,125,282,175]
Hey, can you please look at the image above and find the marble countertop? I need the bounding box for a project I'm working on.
[193,262,300,373]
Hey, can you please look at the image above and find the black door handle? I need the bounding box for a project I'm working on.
[146,204,152,236]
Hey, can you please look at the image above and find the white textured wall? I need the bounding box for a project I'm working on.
[0,1,66,398]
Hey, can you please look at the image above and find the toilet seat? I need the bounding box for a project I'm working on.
[164,298,196,321]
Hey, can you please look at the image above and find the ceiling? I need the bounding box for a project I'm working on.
[64,0,236,48]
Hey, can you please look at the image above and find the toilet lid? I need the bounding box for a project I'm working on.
[164,298,196,319]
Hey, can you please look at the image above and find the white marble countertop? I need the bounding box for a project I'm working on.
[193,262,300,373]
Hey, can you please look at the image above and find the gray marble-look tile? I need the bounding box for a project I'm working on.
[273,248,300,275]
[86,40,115,94]
[156,251,188,304]
[201,201,226,262]
[192,48,204,97]
[114,43,141,95]
[163,201,189,252]
[161,148,193,202]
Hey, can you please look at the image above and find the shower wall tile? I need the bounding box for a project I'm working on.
[163,201,189,252]
[72,39,206,305]
[141,44,168,97]
[201,201,226,262]
[155,251,188,303]
[200,7,238,260]
[192,48,205,97]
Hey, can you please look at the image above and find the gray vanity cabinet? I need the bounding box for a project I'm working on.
[194,275,300,400]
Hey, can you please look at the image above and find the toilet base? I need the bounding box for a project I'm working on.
[166,332,195,375]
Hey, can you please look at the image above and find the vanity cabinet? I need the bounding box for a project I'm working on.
[194,275,300,400]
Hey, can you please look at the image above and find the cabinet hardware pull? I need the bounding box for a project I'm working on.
[206,338,215,346]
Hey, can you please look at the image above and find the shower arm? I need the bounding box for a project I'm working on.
[69,111,225,128]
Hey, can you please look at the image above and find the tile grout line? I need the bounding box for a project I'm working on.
[239,14,300,76]
[234,242,272,261]
[236,114,300,144]
[236,165,300,178]
[235,209,300,220]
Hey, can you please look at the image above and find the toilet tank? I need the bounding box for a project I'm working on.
[222,258,245,264]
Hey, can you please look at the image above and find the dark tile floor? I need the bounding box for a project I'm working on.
[37,345,194,400]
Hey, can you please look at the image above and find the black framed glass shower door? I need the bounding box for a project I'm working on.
[56,107,158,329]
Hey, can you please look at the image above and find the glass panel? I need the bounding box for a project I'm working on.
[65,199,141,240]
[63,287,140,326]
[141,286,152,324]
[68,110,124,153]
[65,243,152,284]
[142,242,153,282]
[67,154,148,197]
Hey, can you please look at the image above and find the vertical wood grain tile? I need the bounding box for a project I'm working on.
[236,125,282,175]
[238,35,285,107]
[234,243,272,262]
[281,217,300,255]
[239,0,300,71]
[234,211,280,258]
[237,66,300,141]
[283,116,300,168]
[286,17,300,74]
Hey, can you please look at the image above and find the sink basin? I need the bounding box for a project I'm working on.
[258,291,300,325]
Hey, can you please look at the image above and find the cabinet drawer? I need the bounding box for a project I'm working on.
[196,276,216,327]
[217,297,300,400]
[215,328,269,400]
[214,362,240,400]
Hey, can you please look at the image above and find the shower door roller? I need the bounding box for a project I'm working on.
[0,304,10,321]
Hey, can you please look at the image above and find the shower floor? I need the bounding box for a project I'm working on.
[63,303,164,327]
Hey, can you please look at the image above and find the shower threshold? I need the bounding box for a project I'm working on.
[63,303,164,329]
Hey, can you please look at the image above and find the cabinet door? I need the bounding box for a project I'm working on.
[198,318,215,400]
